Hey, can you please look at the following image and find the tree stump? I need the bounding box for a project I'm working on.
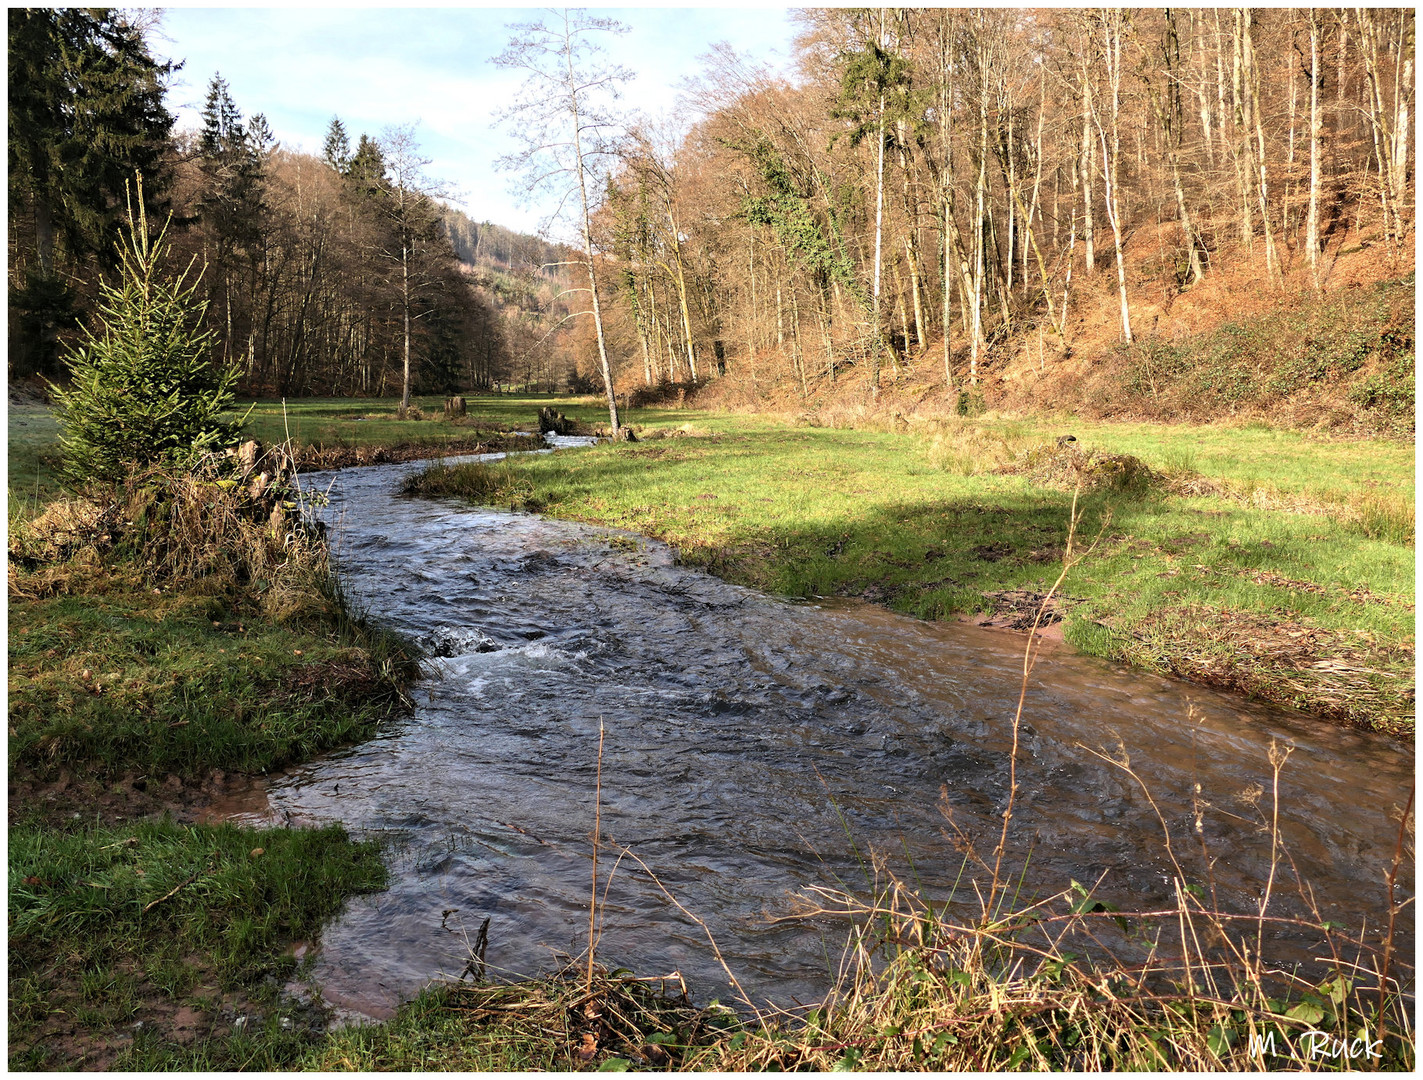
[445,396,466,420]
[538,406,572,435]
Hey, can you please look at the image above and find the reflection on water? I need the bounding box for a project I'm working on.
[240,449,1414,1018]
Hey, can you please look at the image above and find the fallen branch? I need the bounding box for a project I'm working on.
[142,859,213,913]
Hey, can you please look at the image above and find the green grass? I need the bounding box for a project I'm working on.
[9,819,386,1071]
[7,563,409,1067]
[8,580,407,783]
[408,411,1414,734]
[996,416,1415,503]
[236,394,554,447]
[303,983,601,1071]
[8,402,65,516]
[7,396,421,1067]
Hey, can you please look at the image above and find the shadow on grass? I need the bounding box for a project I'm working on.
[408,441,1414,731]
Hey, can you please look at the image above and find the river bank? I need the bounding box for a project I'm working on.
[7,433,415,1068]
[8,394,1413,1069]
[407,402,1415,736]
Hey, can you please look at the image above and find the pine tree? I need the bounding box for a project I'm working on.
[195,74,267,364]
[347,134,388,199]
[197,75,265,256]
[322,116,352,173]
[8,8,175,374]
[248,113,275,161]
[52,187,238,484]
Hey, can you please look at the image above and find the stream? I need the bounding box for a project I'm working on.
[225,441,1414,1019]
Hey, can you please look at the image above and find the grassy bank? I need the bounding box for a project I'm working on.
[9,821,387,1070]
[236,394,563,466]
[408,409,1414,735]
[10,393,1411,1069]
[7,410,418,1068]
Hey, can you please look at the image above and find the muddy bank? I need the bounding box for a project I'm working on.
[9,767,272,832]
[291,431,537,471]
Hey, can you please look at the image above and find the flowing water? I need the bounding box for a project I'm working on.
[232,442,1413,1018]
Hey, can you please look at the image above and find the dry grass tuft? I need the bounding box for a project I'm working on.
[8,444,335,623]
[418,963,722,1071]
[691,847,1413,1071]
[926,421,1028,475]
[638,422,716,440]
[1353,491,1415,545]
[998,440,1163,495]
[1106,603,1416,734]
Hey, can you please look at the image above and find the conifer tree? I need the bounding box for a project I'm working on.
[347,134,388,200]
[8,7,175,374]
[322,116,352,173]
[52,186,238,484]
[197,75,265,257]
[195,74,267,364]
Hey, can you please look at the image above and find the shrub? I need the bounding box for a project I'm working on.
[1347,354,1416,433]
[50,187,239,484]
[955,389,986,417]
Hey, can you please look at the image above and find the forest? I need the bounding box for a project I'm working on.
[576,7,1413,417]
[7,8,582,401]
[10,9,1414,418]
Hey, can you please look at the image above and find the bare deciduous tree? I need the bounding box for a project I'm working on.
[494,9,631,437]
[378,123,449,414]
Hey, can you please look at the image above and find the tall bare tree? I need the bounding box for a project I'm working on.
[494,9,630,437]
[377,123,448,415]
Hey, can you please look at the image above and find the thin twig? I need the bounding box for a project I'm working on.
[142,867,203,913]
[990,481,1103,904]
[587,719,605,993]
[615,843,762,1023]
[1378,784,1414,1049]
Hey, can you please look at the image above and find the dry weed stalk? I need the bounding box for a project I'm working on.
[989,481,1108,904]
[725,486,1413,1070]
[753,840,1412,1071]
[612,844,762,1023]
[587,719,605,993]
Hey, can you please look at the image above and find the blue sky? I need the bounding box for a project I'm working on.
[152,6,801,238]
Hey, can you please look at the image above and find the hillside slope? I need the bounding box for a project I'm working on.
[691,223,1415,440]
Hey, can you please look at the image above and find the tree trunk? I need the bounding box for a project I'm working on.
[1307,9,1322,287]
[746,233,759,386]
[790,284,808,398]
[400,240,412,412]
[1242,11,1281,282]
[1095,10,1133,343]
[668,215,698,381]
[567,51,620,436]
[870,77,887,391]
[1080,76,1096,275]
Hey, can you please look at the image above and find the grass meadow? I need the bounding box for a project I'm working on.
[407,401,1415,734]
[8,392,1413,1069]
